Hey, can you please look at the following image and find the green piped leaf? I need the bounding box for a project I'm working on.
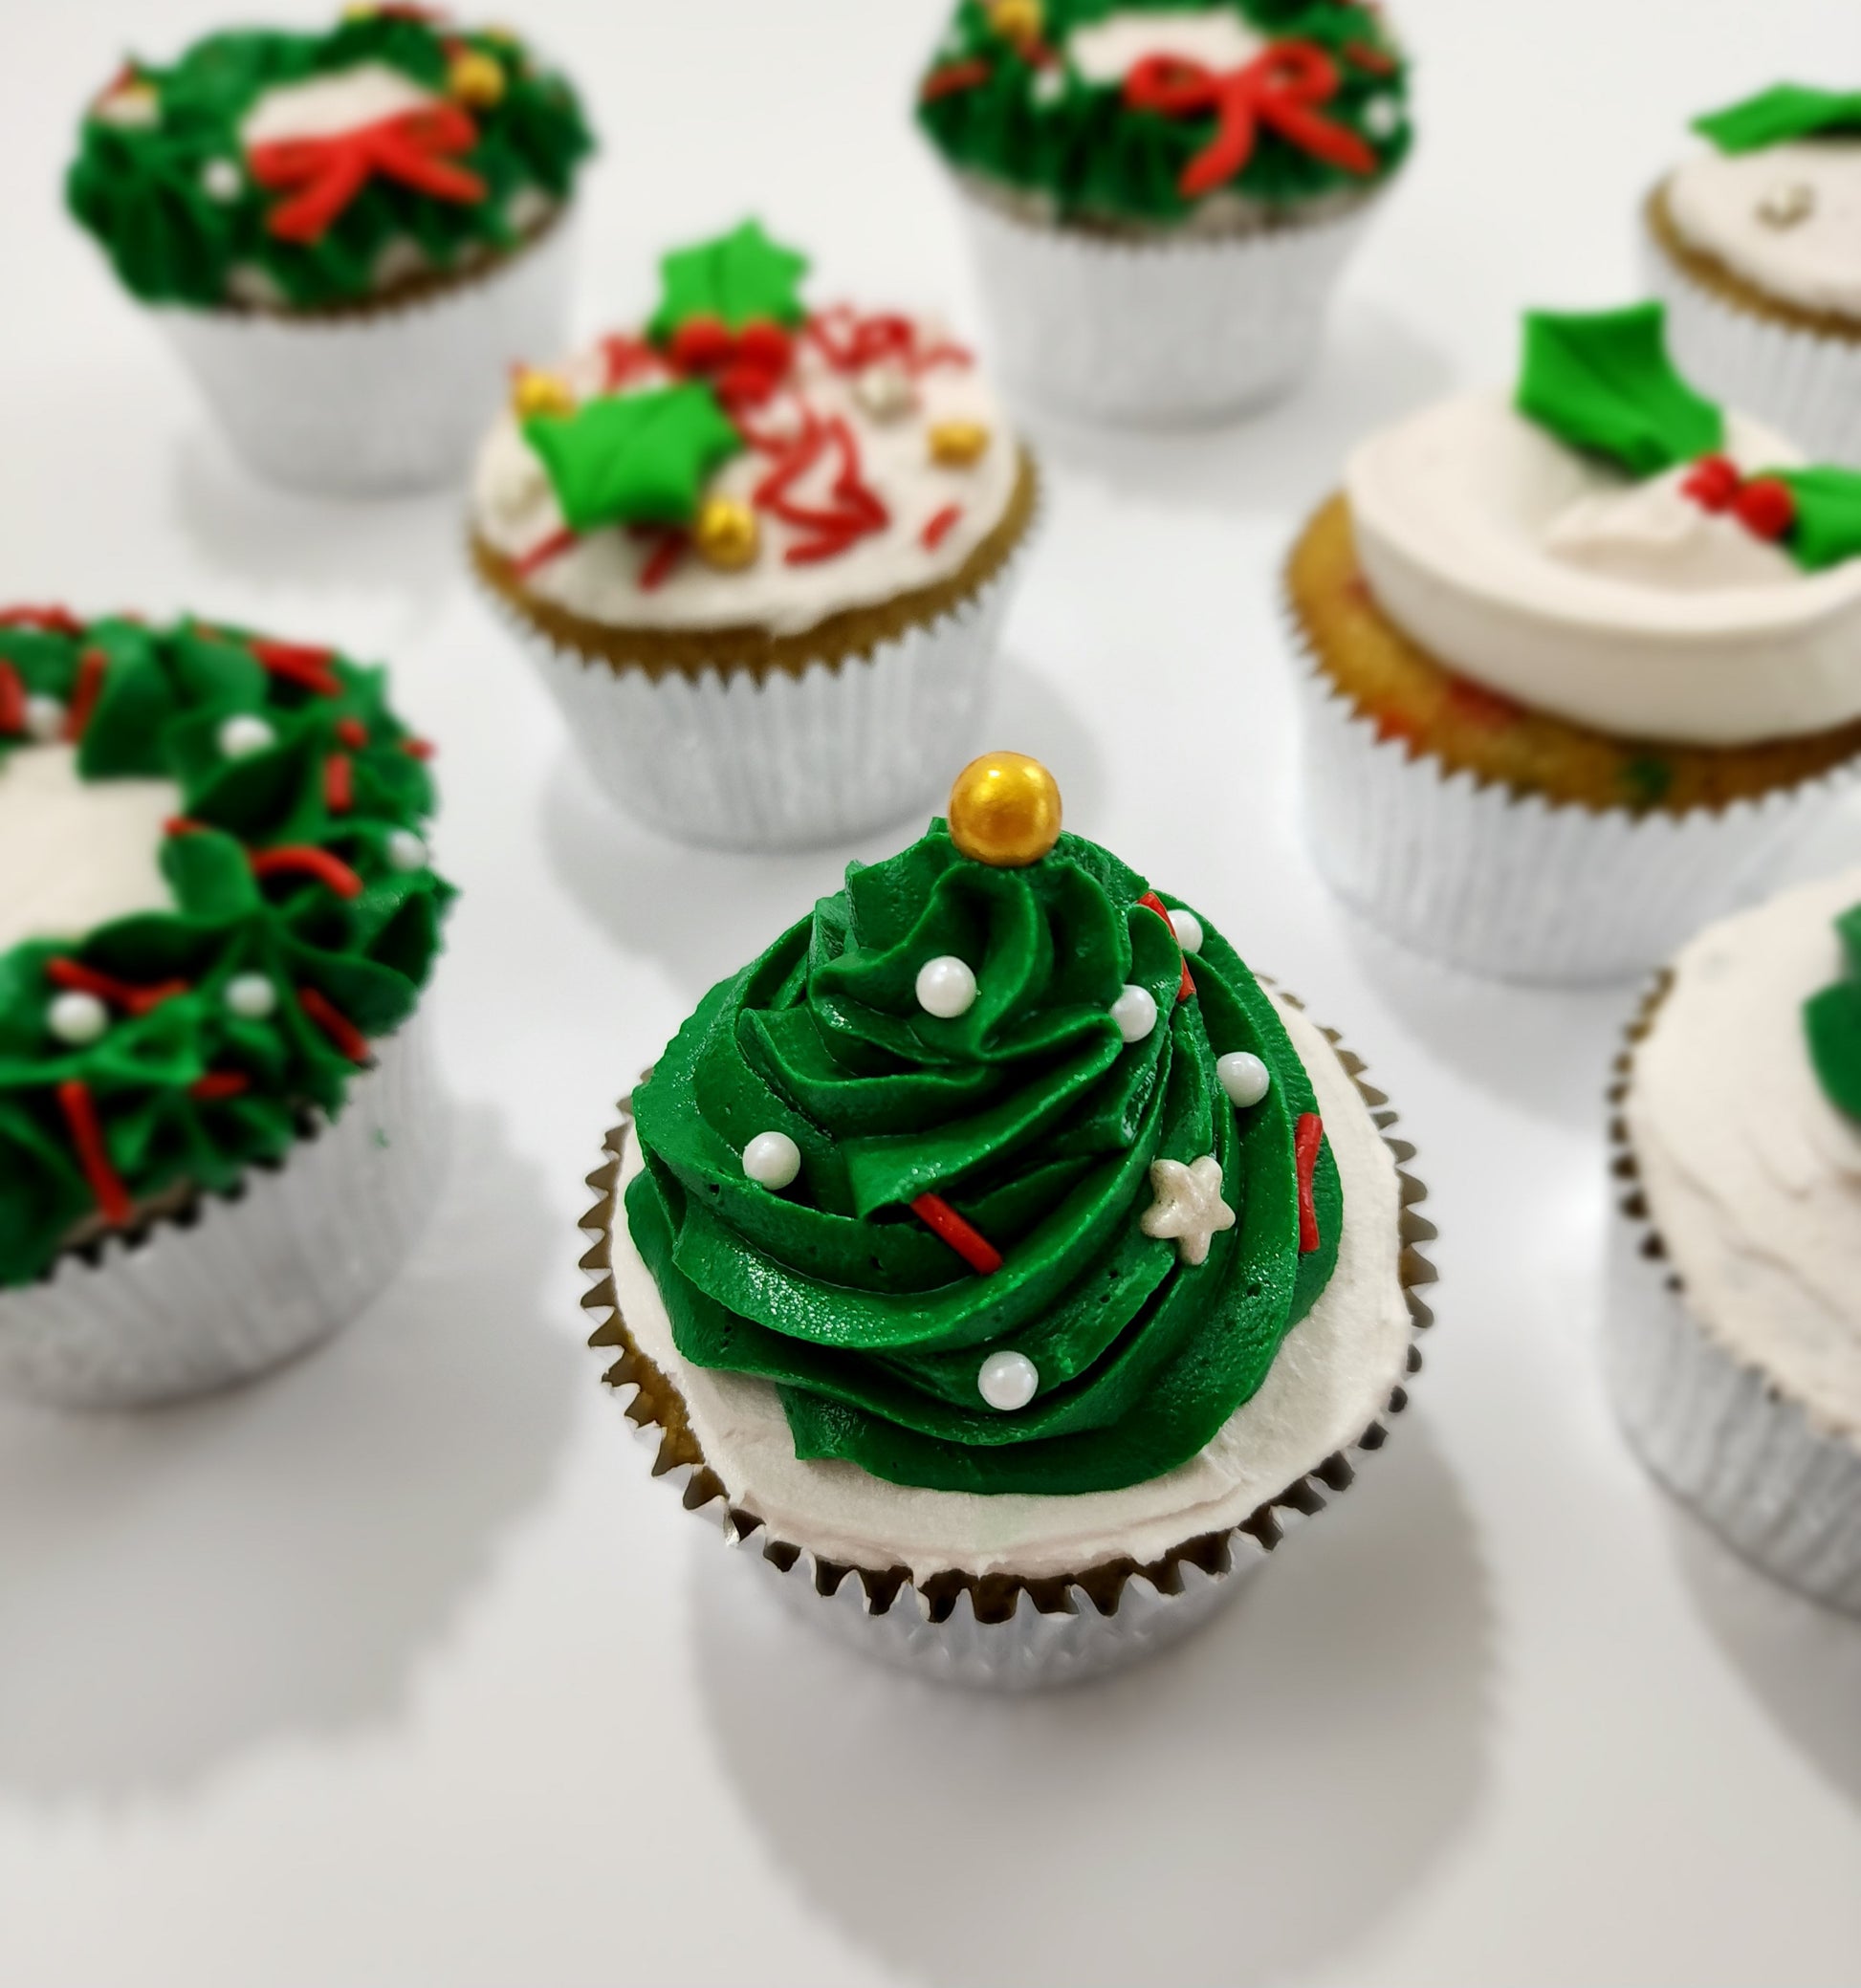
[1517,303,1724,477]
[1772,466,1861,573]
[1694,84,1861,155]
[646,219,809,341]
[524,383,744,532]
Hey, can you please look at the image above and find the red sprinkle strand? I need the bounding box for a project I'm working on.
[636,528,688,591]
[0,605,84,636]
[1294,1112,1324,1256]
[251,846,364,900]
[1137,891,1196,1002]
[336,717,368,749]
[0,661,24,735]
[164,816,206,838]
[806,307,973,378]
[47,957,189,1016]
[600,333,661,390]
[296,987,370,1065]
[401,737,436,761]
[920,57,992,101]
[250,639,341,698]
[1344,39,1397,74]
[324,752,354,814]
[64,646,108,741]
[515,525,578,579]
[189,1071,252,1102]
[921,504,963,551]
[56,1081,132,1229]
[911,1192,1004,1276]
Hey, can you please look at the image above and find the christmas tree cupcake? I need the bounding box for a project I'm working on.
[470,220,1039,849]
[67,8,593,492]
[1608,868,1861,1614]
[0,606,453,1409]
[915,0,1412,423]
[1644,85,1861,469]
[1287,301,1861,982]
[580,754,1433,1683]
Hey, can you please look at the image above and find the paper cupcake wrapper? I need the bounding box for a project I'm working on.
[579,1020,1436,1690]
[1291,635,1861,985]
[153,212,577,496]
[1603,987,1861,1614]
[479,506,1035,853]
[954,188,1376,426]
[0,1016,449,1411]
[1643,218,1861,470]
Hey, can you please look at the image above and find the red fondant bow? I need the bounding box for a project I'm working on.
[1124,40,1376,199]
[248,101,486,245]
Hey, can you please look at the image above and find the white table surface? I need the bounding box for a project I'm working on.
[3,3,1859,1983]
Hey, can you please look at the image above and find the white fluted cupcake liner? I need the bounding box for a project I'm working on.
[580,1037,1434,1690]
[0,1016,449,1410]
[155,213,577,495]
[1604,1008,1861,1614]
[955,187,1374,426]
[1643,215,1861,470]
[1293,644,1861,985]
[483,517,1033,853]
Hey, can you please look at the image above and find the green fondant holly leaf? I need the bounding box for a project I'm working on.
[1517,303,1723,478]
[1805,904,1861,1120]
[646,219,809,341]
[1694,84,1861,155]
[524,383,745,532]
[1771,467,1861,573]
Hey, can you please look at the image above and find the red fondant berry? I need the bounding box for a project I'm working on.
[1734,476,1796,541]
[1679,453,1741,513]
[714,360,779,408]
[735,318,794,380]
[667,314,733,375]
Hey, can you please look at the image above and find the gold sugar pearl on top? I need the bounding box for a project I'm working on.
[930,420,992,468]
[988,0,1044,41]
[449,49,507,108]
[511,367,573,418]
[693,496,760,571]
[948,753,1062,867]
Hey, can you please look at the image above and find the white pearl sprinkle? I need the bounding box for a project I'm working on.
[386,829,428,873]
[48,990,109,1046]
[1031,65,1066,106]
[201,158,243,202]
[1362,94,1402,141]
[977,1348,1039,1411]
[23,694,66,742]
[1170,907,1204,955]
[1758,180,1815,229]
[217,712,275,760]
[853,361,916,423]
[915,954,977,1019]
[224,972,277,1020]
[742,1130,801,1191]
[1217,1051,1271,1108]
[1110,983,1158,1043]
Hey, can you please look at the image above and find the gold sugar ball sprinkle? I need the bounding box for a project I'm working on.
[929,419,992,469]
[948,753,1062,868]
[989,0,1044,42]
[449,49,507,108]
[693,495,760,572]
[511,367,573,418]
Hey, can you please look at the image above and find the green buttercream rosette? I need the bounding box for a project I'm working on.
[625,820,1343,1497]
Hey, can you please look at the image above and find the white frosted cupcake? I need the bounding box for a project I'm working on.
[1607,867,1861,1614]
[1643,84,1861,469]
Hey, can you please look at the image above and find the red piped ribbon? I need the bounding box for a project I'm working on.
[296,986,370,1064]
[251,846,364,900]
[751,407,889,566]
[47,957,189,1016]
[0,605,84,636]
[920,57,992,102]
[55,1081,132,1229]
[911,1192,1003,1276]
[249,102,487,246]
[806,307,973,379]
[324,752,354,814]
[1138,891,1196,1002]
[64,646,108,742]
[250,638,342,698]
[1124,41,1377,199]
[1294,1112,1324,1256]
[0,661,24,735]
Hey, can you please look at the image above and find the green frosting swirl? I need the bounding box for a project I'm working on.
[0,612,453,1290]
[917,0,1411,229]
[624,822,1342,1496]
[67,13,593,311]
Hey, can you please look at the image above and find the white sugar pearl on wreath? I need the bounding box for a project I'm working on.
[385,829,428,873]
[1031,64,1067,106]
[977,1347,1039,1411]
[1217,1051,1271,1108]
[217,712,275,760]
[1362,95,1402,141]
[1110,983,1158,1043]
[23,695,66,742]
[1169,907,1204,955]
[201,158,243,202]
[224,972,277,1021]
[48,990,109,1046]
[742,1129,801,1191]
[915,954,977,1019]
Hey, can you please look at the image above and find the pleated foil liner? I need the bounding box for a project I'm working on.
[580,1027,1436,1691]
[955,187,1374,426]
[1603,983,1861,1614]
[482,514,1034,853]
[0,1016,449,1412]
[1643,213,1861,470]
[155,211,577,496]
[1291,636,1861,987]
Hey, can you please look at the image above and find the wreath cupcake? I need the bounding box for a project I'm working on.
[1608,868,1861,1614]
[1287,301,1861,982]
[1644,84,1861,470]
[580,754,1434,1684]
[67,7,594,492]
[0,606,453,1409]
[470,220,1039,850]
[915,0,1412,423]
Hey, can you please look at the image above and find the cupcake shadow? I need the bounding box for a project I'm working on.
[691,1411,1493,1988]
[0,1103,580,1803]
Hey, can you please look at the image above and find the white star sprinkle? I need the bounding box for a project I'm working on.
[1140,1155,1235,1267]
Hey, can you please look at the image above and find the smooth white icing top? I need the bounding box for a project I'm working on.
[1667,140,1861,321]
[1630,867,1861,1442]
[239,63,434,149]
[1347,388,1861,744]
[606,993,1412,1584]
[1066,10,1264,84]
[471,320,1020,639]
[0,745,179,954]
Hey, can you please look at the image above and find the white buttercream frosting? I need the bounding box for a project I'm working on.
[1629,866,1861,1442]
[471,317,1020,639]
[0,744,180,954]
[606,994,1412,1584]
[1666,140,1861,322]
[1065,10,1265,85]
[1346,388,1861,744]
[238,63,435,150]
